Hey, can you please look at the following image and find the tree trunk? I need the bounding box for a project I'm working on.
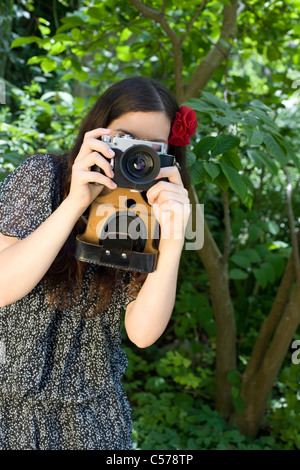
[188,187,236,418]
[231,277,300,438]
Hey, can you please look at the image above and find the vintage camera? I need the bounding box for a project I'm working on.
[75,135,178,273]
[91,134,176,190]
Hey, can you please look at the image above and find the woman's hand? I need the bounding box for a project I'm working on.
[67,128,117,212]
[146,166,190,242]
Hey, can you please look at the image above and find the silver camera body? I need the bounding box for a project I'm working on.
[102,134,168,153]
[92,134,176,191]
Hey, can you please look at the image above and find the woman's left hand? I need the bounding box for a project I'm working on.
[146,166,191,242]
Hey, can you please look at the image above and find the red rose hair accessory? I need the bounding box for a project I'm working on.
[168,105,197,147]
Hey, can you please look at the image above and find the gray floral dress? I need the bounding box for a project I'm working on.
[0,154,136,450]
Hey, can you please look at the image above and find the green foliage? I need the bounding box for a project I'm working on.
[0,80,87,179]
[124,345,276,450]
[187,93,299,203]
[266,359,300,450]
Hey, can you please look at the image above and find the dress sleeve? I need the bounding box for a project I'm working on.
[0,154,56,240]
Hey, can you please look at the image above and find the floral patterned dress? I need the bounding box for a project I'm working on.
[0,154,135,450]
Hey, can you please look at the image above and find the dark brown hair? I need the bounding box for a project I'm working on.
[45,77,189,316]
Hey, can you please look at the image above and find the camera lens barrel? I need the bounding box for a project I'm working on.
[120,145,160,185]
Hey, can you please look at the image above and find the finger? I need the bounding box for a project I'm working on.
[155,165,183,186]
[74,152,114,178]
[158,200,183,213]
[147,181,188,205]
[76,169,117,189]
[84,128,112,140]
[76,134,115,161]
[154,190,189,207]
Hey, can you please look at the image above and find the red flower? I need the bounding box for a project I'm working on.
[168,105,197,147]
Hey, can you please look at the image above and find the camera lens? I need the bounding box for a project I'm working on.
[120,145,160,185]
[127,152,153,177]
[133,155,147,172]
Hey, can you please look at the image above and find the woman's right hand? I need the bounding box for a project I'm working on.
[67,128,118,212]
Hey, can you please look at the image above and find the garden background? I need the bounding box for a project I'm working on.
[0,0,300,450]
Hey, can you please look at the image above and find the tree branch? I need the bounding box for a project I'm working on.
[188,186,236,418]
[242,246,297,383]
[284,168,300,278]
[222,190,231,262]
[184,0,238,101]
[232,276,300,438]
[128,0,184,102]
[161,0,167,15]
[181,1,209,43]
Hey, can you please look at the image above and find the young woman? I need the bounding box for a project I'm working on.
[0,76,197,450]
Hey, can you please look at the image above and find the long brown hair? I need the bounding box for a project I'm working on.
[44,77,189,316]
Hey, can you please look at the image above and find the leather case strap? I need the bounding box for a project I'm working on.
[75,237,158,273]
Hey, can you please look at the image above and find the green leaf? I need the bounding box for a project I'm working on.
[250,100,272,113]
[265,253,285,277]
[201,91,229,111]
[53,33,75,42]
[229,269,248,280]
[247,149,279,175]
[86,7,104,21]
[253,262,276,286]
[263,133,289,166]
[227,369,241,385]
[60,15,85,26]
[193,136,216,157]
[211,134,240,157]
[222,151,243,171]
[120,28,132,42]
[214,171,229,191]
[27,56,44,65]
[220,161,247,200]
[248,224,261,242]
[282,140,300,170]
[243,112,259,128]
[116,45,132,62]
[203,162,220,180]
[213,115,234,127]
[71,28,81,41]
[11,36,40,48]
[240,248,261,263]
[233,395,245,414]
[231,254,251,269]
[249,106,277,131]
[249,129,264,146]
[56,16,85,33]
[38,25,51,36]
[231,248,261,270]
[267,45,281,61]
[268,240,289,250]
[186,151,196,168]
[185,97,216,114]
[189,161,205,185]
[255,244,270,258]
[40,58,57,73]
[50,41,66,54]
[266,220,280,235]
[145,376,167,393]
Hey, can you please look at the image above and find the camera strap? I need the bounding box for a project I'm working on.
[75,237,158,273]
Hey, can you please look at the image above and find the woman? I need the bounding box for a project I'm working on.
[0,76,197,450]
